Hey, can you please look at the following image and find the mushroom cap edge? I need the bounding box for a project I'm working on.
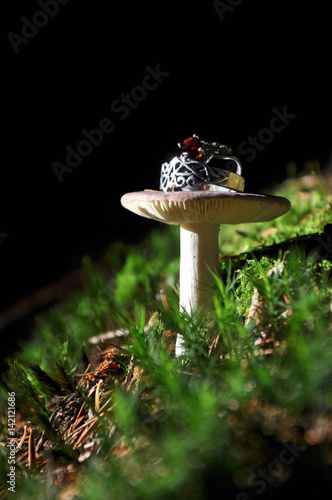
[120,190,291,225]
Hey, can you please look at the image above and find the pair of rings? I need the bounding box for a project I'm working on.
[160,135,244,193]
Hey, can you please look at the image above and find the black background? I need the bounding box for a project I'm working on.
[1,0,331,358]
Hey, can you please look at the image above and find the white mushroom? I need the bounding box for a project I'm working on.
[121,189,291,356]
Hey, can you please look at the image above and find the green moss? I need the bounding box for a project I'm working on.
[0,171,331,498]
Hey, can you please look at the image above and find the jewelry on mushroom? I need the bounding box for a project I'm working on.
[160,157,245,192]
[160,134,244,192]
[121,134,291,357]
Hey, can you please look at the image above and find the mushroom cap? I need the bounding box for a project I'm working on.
[121,190,291,225]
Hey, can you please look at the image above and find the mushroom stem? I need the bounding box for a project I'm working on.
[176,222,220,356]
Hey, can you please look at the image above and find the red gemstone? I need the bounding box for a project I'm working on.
[180,136,203,160]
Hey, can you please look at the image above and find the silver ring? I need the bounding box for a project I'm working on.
[160,135,244,192]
